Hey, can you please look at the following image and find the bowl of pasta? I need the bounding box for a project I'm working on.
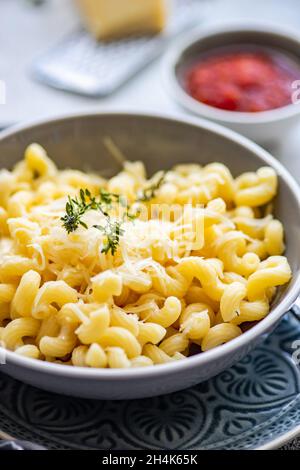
[0,112,299,399]
[163,22,300,146]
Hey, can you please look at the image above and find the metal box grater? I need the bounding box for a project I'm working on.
[32,0,205,97]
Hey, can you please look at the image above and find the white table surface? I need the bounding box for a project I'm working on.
[2,0,300,182]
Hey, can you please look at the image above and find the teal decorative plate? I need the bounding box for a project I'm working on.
[0,313,299,450]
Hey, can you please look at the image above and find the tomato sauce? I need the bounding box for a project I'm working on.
[185,46,300,112]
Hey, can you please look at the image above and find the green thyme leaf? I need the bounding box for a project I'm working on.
[61,187,137,254]
[62,169,166,253]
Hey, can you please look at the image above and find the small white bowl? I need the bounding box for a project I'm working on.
[164,22,300,146]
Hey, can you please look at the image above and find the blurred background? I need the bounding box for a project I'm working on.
[2,0,300,173]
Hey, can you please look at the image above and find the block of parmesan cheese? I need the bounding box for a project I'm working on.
[76,0,166,40]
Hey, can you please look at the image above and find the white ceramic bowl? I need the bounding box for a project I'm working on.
[164,22,300,146]
[0,112,300,399]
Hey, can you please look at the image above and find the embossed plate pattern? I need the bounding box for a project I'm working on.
[0,314,299,450]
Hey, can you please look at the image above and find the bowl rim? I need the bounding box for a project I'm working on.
[163,20,300,125]
[0,110,300,380]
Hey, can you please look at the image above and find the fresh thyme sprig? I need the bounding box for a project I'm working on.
[61,171,166,255]
[61,191,90,234]
[94,220,125,256]
[61,188,124,234]
[137,172,167,202]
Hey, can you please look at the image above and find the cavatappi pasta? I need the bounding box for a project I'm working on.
[0,143,292,368]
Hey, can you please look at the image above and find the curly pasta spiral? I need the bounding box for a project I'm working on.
[0,143,292,368]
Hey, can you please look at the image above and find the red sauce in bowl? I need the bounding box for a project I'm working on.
[185,46,300,112]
